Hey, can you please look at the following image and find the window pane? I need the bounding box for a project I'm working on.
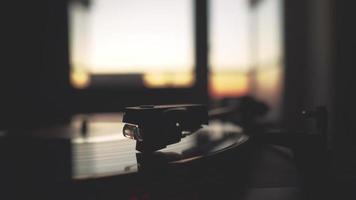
[253,0,284,120]
[69,0,194,88]
[209,0,284,121]
[209,0,250,98]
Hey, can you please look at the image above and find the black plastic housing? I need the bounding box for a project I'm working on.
[122,104,208,152]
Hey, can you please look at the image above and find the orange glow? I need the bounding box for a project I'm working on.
[71,70,90,89]
[209,72,249,98]
[256,67,282,93]
[254,66,283,107]
[143,72,194,88]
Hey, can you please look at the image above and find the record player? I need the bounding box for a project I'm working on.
[0,104,255,199]
[0,102,312,200]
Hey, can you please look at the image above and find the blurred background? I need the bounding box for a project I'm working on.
[1,0,356,196]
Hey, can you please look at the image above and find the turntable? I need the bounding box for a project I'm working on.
[0,109,252,199]
[71,113,249,179]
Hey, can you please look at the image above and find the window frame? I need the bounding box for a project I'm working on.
[68,0,209,113]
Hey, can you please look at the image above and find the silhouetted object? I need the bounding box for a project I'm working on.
[249,0,262,8]
[252,106,329,199]
[80,117,88,137]
[71,0,91,7]
[122,104,208,153]
[302,106,328,135]
[301,106,328,152]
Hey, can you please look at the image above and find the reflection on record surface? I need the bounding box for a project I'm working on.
[72,118,248,180]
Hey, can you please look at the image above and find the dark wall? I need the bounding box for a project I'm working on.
[283,0,356,179]
[282,0,312,129]
[1,0,70,128]
[283,0,334,135]
[332,0,356,179]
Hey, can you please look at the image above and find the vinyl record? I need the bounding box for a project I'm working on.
[71,120,249,179]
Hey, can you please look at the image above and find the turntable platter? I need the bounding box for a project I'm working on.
[71,118,248,179]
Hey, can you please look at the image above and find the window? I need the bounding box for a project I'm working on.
[69,0,195,89]
[251,0,284,120]
[69,0,284,119]
[209,0,250,98]
[209,0,283,120]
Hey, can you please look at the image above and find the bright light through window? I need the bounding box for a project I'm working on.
[209,0,284,120]
[69,0,195,89]
[209,0,250,98]
[209,0,283,101]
